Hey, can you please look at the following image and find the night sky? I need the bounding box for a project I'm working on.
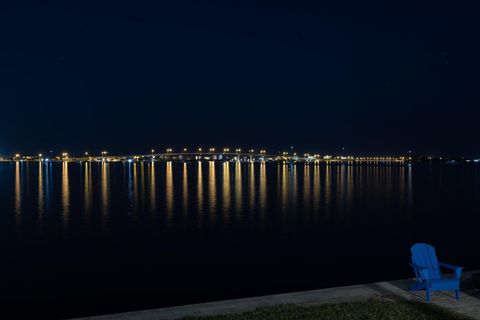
[1,1,479,156]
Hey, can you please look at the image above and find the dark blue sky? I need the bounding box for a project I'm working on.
[1,1,479,156]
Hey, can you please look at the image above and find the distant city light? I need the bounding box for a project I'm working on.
[3,147,415,164]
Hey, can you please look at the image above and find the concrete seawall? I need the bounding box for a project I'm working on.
[74,271,480,320]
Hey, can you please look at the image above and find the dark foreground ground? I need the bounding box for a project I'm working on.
[182,299,473,320]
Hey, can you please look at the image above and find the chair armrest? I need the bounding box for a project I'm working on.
[410,263,430,282]
[439,262,462,270]
[440,262,463,279]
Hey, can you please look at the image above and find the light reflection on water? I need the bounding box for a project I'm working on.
[259,162,267,216]
[166,161,174,222]
[84,162,92,226]
[6,161,422,236]
[222,162,231,222]
[234,161,242,217]
[14,161,22,229]
[182,162,188,216]
[38,162,44,222]
[62,161,70,231]
[100,161,109,230]
[149,162,156,213]
[208,161,216,222]
[197,161,203,226]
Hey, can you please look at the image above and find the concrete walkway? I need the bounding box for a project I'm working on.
[74,271,480,320]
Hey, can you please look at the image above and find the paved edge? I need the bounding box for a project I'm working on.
[72,271,480,320]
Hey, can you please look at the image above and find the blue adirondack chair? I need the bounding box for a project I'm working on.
[409,243,463,302]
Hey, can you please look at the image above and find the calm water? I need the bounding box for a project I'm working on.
[1,161,479,318]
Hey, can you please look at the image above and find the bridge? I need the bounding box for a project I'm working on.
[5,149,411,164]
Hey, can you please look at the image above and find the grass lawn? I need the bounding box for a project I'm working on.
[182,298,473,320]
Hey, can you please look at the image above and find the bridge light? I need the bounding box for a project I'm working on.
[183,148,187,152]
[235,148,241,152]
[85,152,89,156]
[223,148,230,152]
[166,148,172,152]
[151,149,155,153]
[198,148,202,152]
[209,148,215,152]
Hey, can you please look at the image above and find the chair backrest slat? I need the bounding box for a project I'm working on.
[411,243,441,280]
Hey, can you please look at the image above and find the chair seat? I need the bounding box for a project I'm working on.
[430,278,459,290]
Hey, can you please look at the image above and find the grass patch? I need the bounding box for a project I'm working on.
[182,298,472,320]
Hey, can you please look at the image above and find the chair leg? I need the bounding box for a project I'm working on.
[455,289,460,301]
[426,288,430,302]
